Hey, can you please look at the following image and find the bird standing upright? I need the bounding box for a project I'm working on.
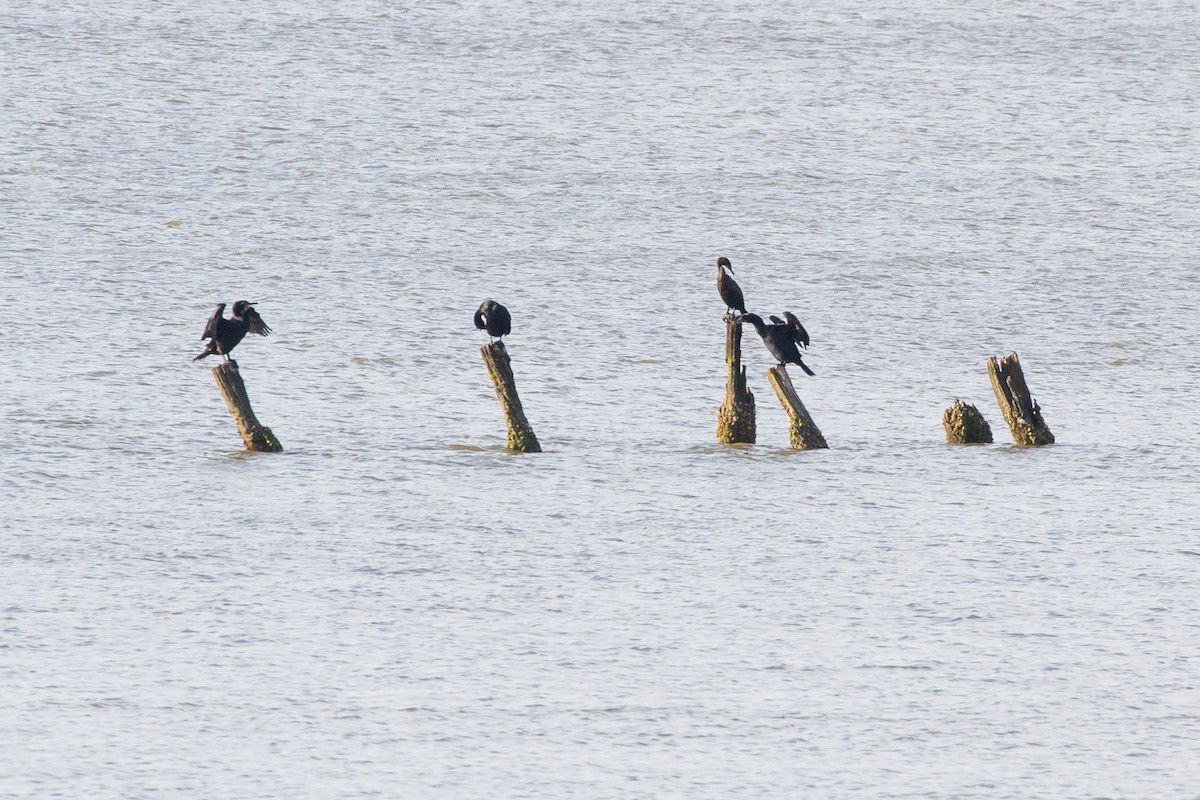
[193,301,272,365]
[716,256,746,319]
[743,313,815,376]
[473,299,512,342]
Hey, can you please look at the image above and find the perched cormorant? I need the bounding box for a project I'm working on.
[769,313,811,349]
[716,256,746,318]
[473,299,512,341]
[743,313,815,376]
[193,301,271,364]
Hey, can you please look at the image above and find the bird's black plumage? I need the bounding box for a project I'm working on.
[769,313,811,349]
[743,313,815,376]
[473,299,512,340]
[716,257,746,317]
[193,300,271,363]
[783,312,811,350]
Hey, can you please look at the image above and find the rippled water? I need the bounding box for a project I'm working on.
[4,1,1200,797]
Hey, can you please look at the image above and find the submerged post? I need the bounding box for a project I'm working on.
[766,365,828,450]
[481,341,541,453]
[716,317,756,444]
[211,361,283,452]
[987,352,1054,446]
[942,399,993,444]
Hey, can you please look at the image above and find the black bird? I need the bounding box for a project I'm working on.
[193,301,271,364]
[473,299,512,341]
[716,256,746,318]
[743,313,815,376]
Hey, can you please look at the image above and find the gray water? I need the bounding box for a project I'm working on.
[3,1,1200,797]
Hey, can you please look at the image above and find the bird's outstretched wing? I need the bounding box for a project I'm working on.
[201,304,225,340]
[244,307,272,336]
[769,315,785,325]
[785,312,811,349]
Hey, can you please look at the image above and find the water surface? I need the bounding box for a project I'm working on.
[3,1,1199,797]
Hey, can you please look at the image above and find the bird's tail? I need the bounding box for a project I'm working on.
[797,358,815,377]
[192,351,209,362]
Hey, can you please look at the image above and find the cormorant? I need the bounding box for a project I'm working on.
[743,313,815,376]
[193,301,271,364]
[716,256,746,318]
[473,299,512,341]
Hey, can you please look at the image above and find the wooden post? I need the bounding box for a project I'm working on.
[716,317,755,444]
[987,352,1054,446]
[942,399,993,444]
[766,365,828,450]
[211,361,283,452]
[481,341,541,453]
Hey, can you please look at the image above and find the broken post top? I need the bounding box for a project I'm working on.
[987,352,1054,446]
[483,338,511,362]
[943,399,993,444]
[211,360,283,453]
[717,315,756,445]
[766,364,828,450]
[480,338,541,453]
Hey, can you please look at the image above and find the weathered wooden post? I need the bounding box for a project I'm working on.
[987,352,1054,446]
[211,361,283,452]
[766,365,827,450]
[716,317,756,444]
[481,341,541,453]
[942,399,993,444]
